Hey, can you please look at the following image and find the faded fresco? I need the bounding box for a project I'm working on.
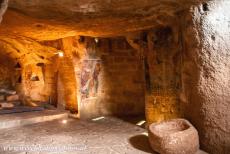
[80,60,101,100]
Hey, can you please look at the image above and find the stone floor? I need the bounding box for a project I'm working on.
[0,110,68,129]
[0,116,207,154]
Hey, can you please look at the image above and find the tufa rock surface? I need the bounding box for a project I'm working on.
[148,119,199,154]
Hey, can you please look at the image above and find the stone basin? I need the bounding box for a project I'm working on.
[148,119,199,154]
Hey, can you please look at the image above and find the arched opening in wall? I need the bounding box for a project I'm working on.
[0,37,79,113]
[0,51,22,111]
[40,39,79,113]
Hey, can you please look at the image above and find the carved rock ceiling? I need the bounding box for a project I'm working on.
[0,0,206,64]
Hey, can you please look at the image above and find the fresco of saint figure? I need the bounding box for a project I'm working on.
[80,60,101,100]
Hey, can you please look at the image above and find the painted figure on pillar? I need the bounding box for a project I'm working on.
[80,60,101,100]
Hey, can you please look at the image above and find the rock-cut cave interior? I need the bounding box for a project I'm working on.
[0,0,229,154]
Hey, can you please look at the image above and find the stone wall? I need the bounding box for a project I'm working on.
[21,64,44,101]
[57,56,78,112]
[14,39,65,108]
[37,36,145,118]
[0,44,57,106]
[144,25,183,125]
[0,53,14,89]
[181,1,230,153]
[17,63,57,106]
[79,37,145,118]
[43,63,58,106]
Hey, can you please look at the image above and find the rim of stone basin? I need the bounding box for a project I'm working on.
[148,118,193,137]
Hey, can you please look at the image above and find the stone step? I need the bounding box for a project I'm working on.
[6,94,19,101]
[8,101,21,106]
[0,101,21,108]
[0,89,16,95]
[0,110,68,129]
[0,102,14,109]
[0,106,44,114]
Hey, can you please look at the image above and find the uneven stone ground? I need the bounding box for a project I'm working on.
[0,116,208,154]
[0,116,154,154]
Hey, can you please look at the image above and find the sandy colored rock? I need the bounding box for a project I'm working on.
[10,101,21,106]
[148,119,199,154]
[6,94,19,102]
[0,89,16,95]
[0,0,228,153]
[0,0,206,40]
[181,1,230,153]
[0,0,8,23]
[0,102,14,109]
[0,95,4,101]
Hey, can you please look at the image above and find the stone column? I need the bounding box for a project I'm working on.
[58,37,78,112]
[145,26,183,125]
